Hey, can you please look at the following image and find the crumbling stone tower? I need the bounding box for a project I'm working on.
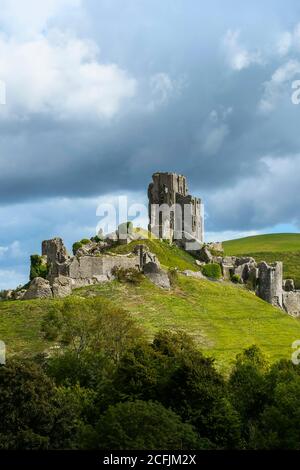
[257,261,283,308]
[148,172,204,246]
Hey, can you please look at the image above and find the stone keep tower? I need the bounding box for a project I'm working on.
[148,172,204,246]
[257,261,283,308]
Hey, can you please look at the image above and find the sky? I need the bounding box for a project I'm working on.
[1,0,300,289]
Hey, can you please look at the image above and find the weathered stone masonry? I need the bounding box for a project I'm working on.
[22,237,170,299]
[148,172,204,246]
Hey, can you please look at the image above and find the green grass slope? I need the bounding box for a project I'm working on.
[0,299,56,357]
[223,233,300,254]
[108,238,199,271]
[1,275,300,373]
[224,233,300,288]
[76,276,300,372]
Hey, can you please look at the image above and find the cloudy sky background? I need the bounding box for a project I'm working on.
[1,0,300,289]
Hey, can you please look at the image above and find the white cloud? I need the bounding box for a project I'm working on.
[196,106,232,156]
[0,31,137,120]
[277,31,293,56]
[202,125,229,155]
[205,230,259,243]
[0,269,27,290]
[223,29,261,71]
[207,153,300,229]
[147,72,185,111]
[276,23,300,57]
[0,241,21,259]
[0,0,82,38]
[259,59,300,112]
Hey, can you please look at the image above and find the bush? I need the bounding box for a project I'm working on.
[72,241,82,255]
[112,267,143,284]
[168,268,178,287]
[80,239,90,245]
[72,239,91,255]
[30,255,48,280]
[0,290,9,301]
[201,263,222,279]
[231,274,242,284]
[92,235,103,243]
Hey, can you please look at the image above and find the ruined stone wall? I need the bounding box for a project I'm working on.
[42,238,70,281]
[68,254,140,281]
[34,237,168,297]
[282,291,300,317]
[257,261,283,308]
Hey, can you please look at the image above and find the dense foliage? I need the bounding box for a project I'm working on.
[1,296,300,450]
[30,254,48,280]
[201,263,222,279]
[72,238,91,255]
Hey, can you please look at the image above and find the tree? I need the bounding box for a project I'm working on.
[114,342,168,401]
[0,360,81,449]
[115,331,241,448]
[228,345,269,444]
[42,296,141,362]
[86,400,203,450]
[254,378,300,449]
[162,350,241,448]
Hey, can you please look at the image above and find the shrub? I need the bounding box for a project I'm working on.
[112,267,143,284]
[72,241,82,255]
[0,290,9,301]
[72,239,91,255]
[201,263,222,279]
[30,255,48,280]
[231,274,242,284]
[80,239,90,245]
[168,268,178,287]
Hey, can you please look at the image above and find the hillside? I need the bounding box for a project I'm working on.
[107,237,199,271]
[223,233,300,254]
[1,237,300,373]
[224,233,300,288]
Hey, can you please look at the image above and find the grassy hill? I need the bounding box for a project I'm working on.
[223,233,300,288]
[223,233,300,254]
[1,238,300,373]
[107,237,199,271]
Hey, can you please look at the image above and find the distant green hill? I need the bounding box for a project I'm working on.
[1,238,300,373]
[224,233,300,288]
[223,233,300,254]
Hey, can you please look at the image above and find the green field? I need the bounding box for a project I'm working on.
[224,233,300,288]
[223,233,300,254]
[1,276,300,373]
[1,235,300,372]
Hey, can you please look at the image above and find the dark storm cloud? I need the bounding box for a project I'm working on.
[1,0,300,231]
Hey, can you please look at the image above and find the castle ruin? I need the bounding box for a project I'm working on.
[3,171,300,318]
[148,172,204,249]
